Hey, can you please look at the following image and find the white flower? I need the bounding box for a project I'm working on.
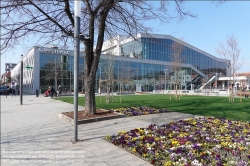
[191,159,202,166]
[170,147,175,151]
[206,150,211,155]
[178,157,187,163]
[229,160,237,165]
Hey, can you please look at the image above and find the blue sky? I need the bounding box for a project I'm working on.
[1,1,249,75]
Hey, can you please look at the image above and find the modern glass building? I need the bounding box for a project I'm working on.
[11,33,230,94]
[102,34,229,75]
[102,33,230,90]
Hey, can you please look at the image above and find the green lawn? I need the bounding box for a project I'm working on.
[55,94,250,122]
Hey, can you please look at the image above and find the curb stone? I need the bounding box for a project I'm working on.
[58,112,125,125]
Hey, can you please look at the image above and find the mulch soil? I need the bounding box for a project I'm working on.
[62,110,118,120]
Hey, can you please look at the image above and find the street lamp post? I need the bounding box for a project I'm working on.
[20,55,23,105]
[164,69,168,92]
[73,0,81,143]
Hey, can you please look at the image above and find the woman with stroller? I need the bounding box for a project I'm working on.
[50,86,55,98]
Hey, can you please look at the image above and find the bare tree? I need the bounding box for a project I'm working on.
[43,57,68,91]
[1,1,196,115]
[118,60,127,103]
[216,34,243,102]
[117,60,133,103]
[103,54,115,103]
[170,39,185,101]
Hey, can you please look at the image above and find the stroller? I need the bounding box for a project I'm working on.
[44,89,50,97]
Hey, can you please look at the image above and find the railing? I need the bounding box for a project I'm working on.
[186,75,201,89]
[198,75,216,90]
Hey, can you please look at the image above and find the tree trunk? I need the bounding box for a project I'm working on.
[175,84,178,101]
[106,82,110,103]
[170,83,172,101]
[84,75,96,116]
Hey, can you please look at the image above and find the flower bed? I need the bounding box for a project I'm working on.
[105,117,250,166]
[111,106,172,116]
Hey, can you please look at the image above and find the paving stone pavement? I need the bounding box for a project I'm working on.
[1,94,201,166]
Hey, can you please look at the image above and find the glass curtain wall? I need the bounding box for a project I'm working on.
[40,54,84,93]
[96,59,196,93]
[39,54,207,93]
[121,37,227,77]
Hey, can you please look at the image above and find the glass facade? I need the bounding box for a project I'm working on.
[96,57,198,92]
[10,40,230,95]
[120,37,227,76]
[37,34,228,93]
[39,53,84,93]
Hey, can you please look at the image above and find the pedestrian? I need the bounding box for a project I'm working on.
[58,85,62,97]
[11,86,16,97]
[50,86,55,98]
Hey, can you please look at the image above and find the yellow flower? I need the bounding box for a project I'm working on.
[179,132,188,138]
[132,137,137,142]
[171,139,180,147]
[243,129,249,133]
[139,130,144,134]
[118,130,127,134]
[165,161,171,166]
[139,136,144,140]
[154,137,160,142]
[185,141,192,145]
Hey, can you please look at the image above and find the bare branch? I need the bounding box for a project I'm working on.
[216,34,243,102]
[1,0,198,114]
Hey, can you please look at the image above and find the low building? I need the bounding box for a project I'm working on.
[5,63,17,73]
[10,34,232,94]
[1,63,17,85]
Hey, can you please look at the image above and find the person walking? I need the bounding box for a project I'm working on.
[50,86,55,98]
[58,85,62,97]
